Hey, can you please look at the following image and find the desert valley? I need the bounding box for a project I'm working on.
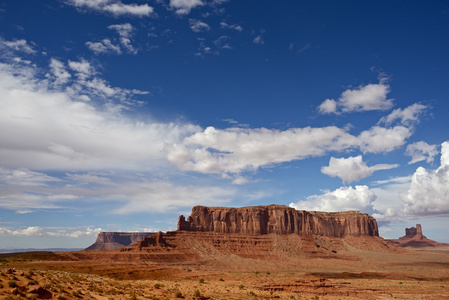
[1,205,448,300]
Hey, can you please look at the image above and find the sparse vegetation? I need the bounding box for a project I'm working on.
[175,290,184,298]
[193,289,201,297]
[8,280,18,288]
[1,248,449,300]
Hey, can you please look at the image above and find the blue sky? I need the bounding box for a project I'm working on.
[1,0,448,248]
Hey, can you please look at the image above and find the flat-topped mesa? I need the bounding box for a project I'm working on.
[85,232,153,250]
[178,205,378,237]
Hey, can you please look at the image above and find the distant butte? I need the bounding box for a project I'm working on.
[85,232,153,250]
[387,224,449,249]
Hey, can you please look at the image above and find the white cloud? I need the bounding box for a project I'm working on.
[2,39,36,54]
[358,125,412,153]
[47,58,71,86]
[318,99,337,114]
[68,59,95,81]
[0,193,63,212]
[0,168,60,186]
[0,56,198,172]
[189,19,210,32]
[321,155,399,184]
[165,122,415,177]
[165,126,360,175]
[87,24,138,55]
[405,141,438,164]
[253,35,264,45]
[170,0,203,15]
[65,0,153,17]
[220,22,243,32]
[65,172,112,185]
[0,226,102,238]
[111,180,234,214]
[318,82,393,114]
[231,177,251,185]
[108,23,134,38]
[401,141,449,217]
[289,185,376,213]
[379,103,427,126]
[86,39,121,55]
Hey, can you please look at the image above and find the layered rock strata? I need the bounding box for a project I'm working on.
[85,232,153,250]
[178,205,378,237]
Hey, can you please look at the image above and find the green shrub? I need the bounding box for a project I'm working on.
[238,284,244,289]
[8,280,18,288]
[193,289,201,297]
[199,278,205,284]
[154,283,161,289]
[219,277,224,281]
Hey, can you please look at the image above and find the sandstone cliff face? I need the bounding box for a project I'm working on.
[178,205,378,237]
[85,232,153,250]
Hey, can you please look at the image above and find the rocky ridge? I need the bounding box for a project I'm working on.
[85,232,153,250]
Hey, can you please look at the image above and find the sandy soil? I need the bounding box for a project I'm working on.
[1,246,449,300]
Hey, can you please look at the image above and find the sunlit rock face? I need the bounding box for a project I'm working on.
[178,205,379,237]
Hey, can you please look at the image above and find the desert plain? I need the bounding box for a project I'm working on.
[1,205,449,300]
[1,238,449,300]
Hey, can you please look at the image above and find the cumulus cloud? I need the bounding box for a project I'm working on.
[401,141,449,217]
[321,156,398,184]
[289,185,376,213]
[318,99,337,114]
[65,0,153,17]
[318,82,393,114]
[405,141,438,164]
[358,125,412,153]
[170,0,204,15]
[165,122,414,177]
[189,19,210,32]
[165,126,360,175]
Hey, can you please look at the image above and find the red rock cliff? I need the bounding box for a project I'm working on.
[177,205,378,237]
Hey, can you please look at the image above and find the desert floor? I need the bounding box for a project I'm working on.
[1,248,448,300]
